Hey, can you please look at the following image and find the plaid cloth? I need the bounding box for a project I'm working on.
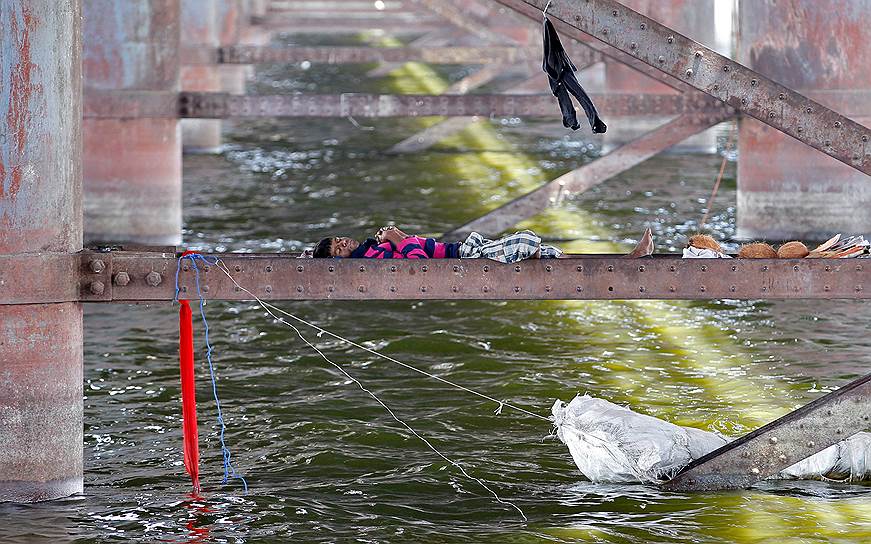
[458,230,562,263]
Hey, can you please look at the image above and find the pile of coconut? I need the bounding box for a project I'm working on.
[684,233,871,259]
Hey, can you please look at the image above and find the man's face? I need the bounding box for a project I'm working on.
[331,237,360,257]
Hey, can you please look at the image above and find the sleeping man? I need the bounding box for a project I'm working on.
[311,226,562,263]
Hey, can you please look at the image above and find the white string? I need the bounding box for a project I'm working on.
[214,261,550,422]
[213,259,530,520]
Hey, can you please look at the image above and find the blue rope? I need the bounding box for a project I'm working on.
[175,253,248,493]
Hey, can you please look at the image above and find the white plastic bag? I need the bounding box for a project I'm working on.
[553,395,871,483]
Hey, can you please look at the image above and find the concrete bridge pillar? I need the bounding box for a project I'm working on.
[181,0,223,154]
[0,0,84,502]
[217,0,247,95]
[736,0,871,240]
[82,0,182,245]
[602,0,723,150]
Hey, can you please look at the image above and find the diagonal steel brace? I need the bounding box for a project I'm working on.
[443,111,730,238]
[493,0,871,176]
[663,373,871,491]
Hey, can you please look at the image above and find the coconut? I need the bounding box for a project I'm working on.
[738,242,777,259]
[688,234,723,253]
[777,241,809,259]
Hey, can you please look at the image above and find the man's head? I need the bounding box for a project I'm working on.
[312,236,360,258]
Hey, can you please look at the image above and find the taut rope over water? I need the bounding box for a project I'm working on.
[213,258,541,520]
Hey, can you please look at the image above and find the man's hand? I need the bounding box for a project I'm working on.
[381,226,407,246]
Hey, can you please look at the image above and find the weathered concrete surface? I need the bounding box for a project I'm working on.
[82,0,182,245]
[181,0,222,154]
[217,0,247,95]
[602,0,721,151]
[737,0,871,240]
[0,0,84,502]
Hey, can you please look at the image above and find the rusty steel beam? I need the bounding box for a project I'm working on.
[251,13,443,33]
[176,92,728,118]
[413,0,522,45]
[3,251,871,304]
[663,372,871,491]
[388,50,602,154]
[218,45,537,65]
[444,112,729,238]
[494,0,871,176]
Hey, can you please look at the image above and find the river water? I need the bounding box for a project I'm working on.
[2,35,870,543]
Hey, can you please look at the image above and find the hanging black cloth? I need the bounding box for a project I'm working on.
[542,17,607,133]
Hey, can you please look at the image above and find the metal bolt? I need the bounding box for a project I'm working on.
[390,265,397,272]
[420,286,427,292]
[265,265,272,272]
[630,42,637,50]
[730,286,736,292]
[390,286,396,292]
[515,265,521,272]
[545,285,552,292]
[113,272,130,286]
[700,286,706,292]
[762,266,769,272]
[146,271,162,287]
[669,265,676,272]
[514,286,521,293]
[602,28,609,35]
[639,286,645,293]
[836,428,843,434]
[453,265,459,272]
[700,265,707,272]
[669,286,676,292]
[778,454,787,462]
[358,286,365,292]
[639,265,645,272]
[328,286,335,292]
[713,84,719,91]
[235,265,242,272]
[234,286,241,292]
[183,265,189,272]
[805,107,813,114]
[778,93,786,100]
[657,55,665,64]
[203,265,210,272]
[89,259,105,274]
[797,126,803,133]
[750,78,758,86]
[751,467,760,475]
[611,9,618,15]
[723,65,730,72]
[666,35,674,43]
[483,286,490,293]
[297,265,303,272]
[768,111,776,118]
[202,285,209,293]
[576,265,583,272]
[360,265,366,272]
[607,265,614,272]
[265,285,272,293]
[483,265,490,272]
[731,265,737,271]
[825,139,832,147]
[296,286,303,292]
[769,436,778,444]
[546,265,553,272]
[824,285,831,291]
[835,121,842,128]
[421,265,428,272]
[685,69,693,77]
[89,281,105,295]
[741,98,748,105]
[863,135,869,142]
[695,50,703,58]
[329,265,335,272]
[576,286,582,292]
[807,441,815,447]
[452,286,458,293]
[857,265,863,271]
[640,23,646,30]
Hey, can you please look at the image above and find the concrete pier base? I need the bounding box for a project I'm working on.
[181,0,222,154]
[83,0,182,245]
[736,0,871,240]
[0,0,84,503]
